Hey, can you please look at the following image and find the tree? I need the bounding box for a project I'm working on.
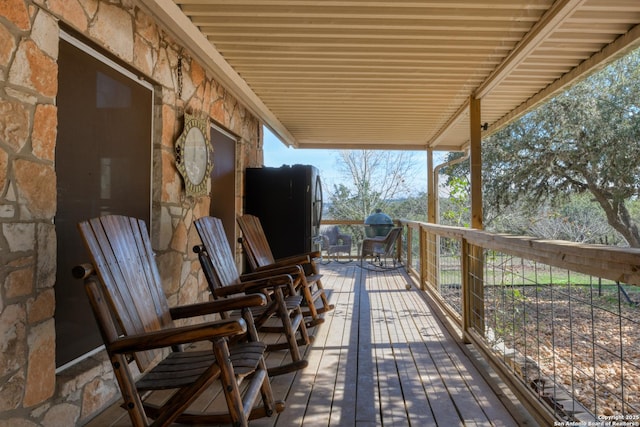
[446,48,640,247]
[440,175,471,227]
[326,150,420,221]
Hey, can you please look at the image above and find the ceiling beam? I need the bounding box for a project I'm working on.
[425,99,469,149]
[137,0,298,147]
[488,22,640,134]
[425,0,586,150]
[474,0,587,98]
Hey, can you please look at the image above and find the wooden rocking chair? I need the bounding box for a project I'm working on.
[237,214,334,325]
[194,216,311,376]
[74,215,284,427]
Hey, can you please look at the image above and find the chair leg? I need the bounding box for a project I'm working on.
[314,277,335,314]
[212,338,247,427]
[299,275,319,319]
[262,288,310,376]
[274,288,304,363]
[308,258,335,313]
[257,358,277,417]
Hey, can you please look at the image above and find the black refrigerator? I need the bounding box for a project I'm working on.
[244,165,323,260]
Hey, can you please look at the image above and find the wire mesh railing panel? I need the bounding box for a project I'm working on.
[480,252,640,422]
[437,237,463,317]
[407,226,420,271]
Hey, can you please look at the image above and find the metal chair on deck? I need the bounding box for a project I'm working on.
[360,226,403,270]
[320,225,352,262]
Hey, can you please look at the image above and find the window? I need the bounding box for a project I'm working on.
[55,32,153,369]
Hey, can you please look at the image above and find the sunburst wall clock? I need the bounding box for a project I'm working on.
[175,114,213,198]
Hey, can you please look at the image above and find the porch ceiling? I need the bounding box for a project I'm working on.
[142,0,640,151]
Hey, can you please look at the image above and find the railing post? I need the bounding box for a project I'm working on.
[406,225,412,270]
[419,225,427,290]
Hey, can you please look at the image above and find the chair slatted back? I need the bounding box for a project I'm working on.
[237,214,277,270]
[194,217,243,290]
[77,215,173,370]
[382,227,403,256]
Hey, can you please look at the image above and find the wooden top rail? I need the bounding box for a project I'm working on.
[400,219,640,286]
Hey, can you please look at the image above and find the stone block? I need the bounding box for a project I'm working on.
[31,10,59,58]
[13,159,56,219]
[135,11,159,47]
[9,39,57,98]
[133,33,154,77]
[31,104,57,161]
[0,303,27,373]
[23,319,55,406]
[0,370,25,411]
[36,223,56,289]
[47,0,89,32]
[0,148,7,194]
[0,0,31,31]
[3,222,35,252]
[27,288,54,324]
[80,377,117,420]
[0,23,16,67]
[153,46,174,89]
[161,149,181,203]
[0,99,30,152]
[89,2,132,62]
[170,220,187,253]
[41,403,80,427]
[157,251,182,295]
[5,267,34,298]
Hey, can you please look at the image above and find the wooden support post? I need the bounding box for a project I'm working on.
[427,149,436,224]
[467,96,485,338]
[469,97,483,230]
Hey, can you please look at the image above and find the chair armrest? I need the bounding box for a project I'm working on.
[207,274,295,297]
[254,255,310,271]
[240,274,296,294]
[254,250,321,271]
[108,318,247,354]
[276,250,321,263]
[361,237,384,254]
[240,265,304,282]
[169,294,266,320]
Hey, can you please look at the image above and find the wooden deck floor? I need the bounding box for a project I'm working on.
[86,262,531,426]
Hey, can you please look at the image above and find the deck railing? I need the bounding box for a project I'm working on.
[399,220,640,426]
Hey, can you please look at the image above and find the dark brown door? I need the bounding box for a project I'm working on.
[209,126,237,249]
[55,35,152,368]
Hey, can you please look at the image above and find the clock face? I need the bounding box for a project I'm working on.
[184,127,208,185]
[175,114,213,198]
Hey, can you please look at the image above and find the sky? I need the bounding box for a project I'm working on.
[262,126,435,195]
[262,127,343,184]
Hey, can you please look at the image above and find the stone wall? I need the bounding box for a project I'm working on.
[0,0,263,425]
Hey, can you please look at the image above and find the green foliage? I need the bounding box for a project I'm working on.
[440,175,470,227]
[385,193,428,221]
[442,48,640,247]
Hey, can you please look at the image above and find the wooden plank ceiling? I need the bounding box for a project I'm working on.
[148,0,640,151]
